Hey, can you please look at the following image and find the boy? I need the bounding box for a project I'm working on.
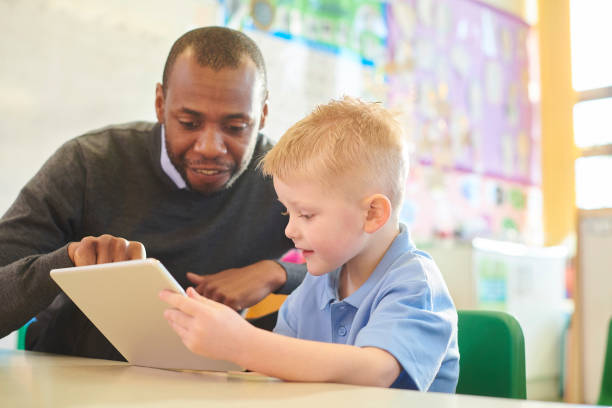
[160,96,459,391]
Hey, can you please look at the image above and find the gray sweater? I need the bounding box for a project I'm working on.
[0,122,304,358]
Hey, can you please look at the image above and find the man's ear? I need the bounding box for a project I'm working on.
[154,83,165,124]
[363,194,392,234]
[258,92,269,130]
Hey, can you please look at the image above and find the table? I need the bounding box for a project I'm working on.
[0,349,597,407]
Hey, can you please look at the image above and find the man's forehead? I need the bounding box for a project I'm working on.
[169,51,263,89]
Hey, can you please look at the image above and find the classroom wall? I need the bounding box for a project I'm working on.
[0,0,222,216]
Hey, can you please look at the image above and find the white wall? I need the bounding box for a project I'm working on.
[0,0,220,215]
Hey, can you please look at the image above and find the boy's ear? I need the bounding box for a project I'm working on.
[362,194,392,234]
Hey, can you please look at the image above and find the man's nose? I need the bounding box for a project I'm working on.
[193,127,227,157]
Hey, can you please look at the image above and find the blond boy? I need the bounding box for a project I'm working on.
[160,97,459,391]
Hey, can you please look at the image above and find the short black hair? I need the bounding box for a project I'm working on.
[161,26,267,96]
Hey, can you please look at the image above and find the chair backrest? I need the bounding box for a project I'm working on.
[599,318,612,405]
[456,310,527,399]
[16,324,28,350]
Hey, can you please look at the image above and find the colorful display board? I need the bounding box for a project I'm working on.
[222,0,540,244]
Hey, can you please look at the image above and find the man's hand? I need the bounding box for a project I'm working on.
[186,260,286,311]
[68,234,146,266]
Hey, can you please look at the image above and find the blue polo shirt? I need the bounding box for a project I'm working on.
[273,224,459,392]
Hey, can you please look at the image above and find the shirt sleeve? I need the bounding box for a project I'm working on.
[274,260,307,295]
[272,278,306,337]
[0,140,85,336]
[353,265,456,391]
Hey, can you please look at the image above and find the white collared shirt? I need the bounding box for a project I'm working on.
[159,125,188,190]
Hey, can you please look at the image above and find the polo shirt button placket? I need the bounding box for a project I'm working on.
[338,326,347,336]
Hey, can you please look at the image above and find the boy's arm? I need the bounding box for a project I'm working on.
[242,325,401,387]
[160,287,401,387]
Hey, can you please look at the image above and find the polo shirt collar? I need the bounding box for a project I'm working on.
[318,223,415,310]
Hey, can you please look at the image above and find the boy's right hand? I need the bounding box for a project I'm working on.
[68,234,146,266]
[160,286,250,363]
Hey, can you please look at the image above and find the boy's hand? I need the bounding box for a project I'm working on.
[185,260,286,311]
[68,234,146,266]
[160,287,250,362]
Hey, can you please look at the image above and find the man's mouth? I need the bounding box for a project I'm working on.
[192,168,225,175]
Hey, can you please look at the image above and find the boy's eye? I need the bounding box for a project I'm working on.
[299,214,313,220]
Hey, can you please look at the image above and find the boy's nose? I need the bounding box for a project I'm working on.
[284,218,298,240]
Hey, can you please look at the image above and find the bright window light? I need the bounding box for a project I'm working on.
[570,0,612,91]
[575,156,612,209]
[573,97,612,148]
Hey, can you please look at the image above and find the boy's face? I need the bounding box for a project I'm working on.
[273,176,368,276]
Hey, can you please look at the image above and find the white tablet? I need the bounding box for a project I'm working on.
[50,258,242,372]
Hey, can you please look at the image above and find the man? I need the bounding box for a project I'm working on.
[0,26,304,360]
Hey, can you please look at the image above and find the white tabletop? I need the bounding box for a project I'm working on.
[0,349,597,407]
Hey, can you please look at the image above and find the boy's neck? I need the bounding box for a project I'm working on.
[338,221,400,300]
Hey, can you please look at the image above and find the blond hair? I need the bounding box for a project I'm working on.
[261,96,408,209]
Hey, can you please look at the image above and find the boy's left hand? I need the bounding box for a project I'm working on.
[159,287,249,362]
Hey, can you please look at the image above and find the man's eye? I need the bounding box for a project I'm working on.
[299,214,313,220]
[179,121,198,130]
[225,123,248,133]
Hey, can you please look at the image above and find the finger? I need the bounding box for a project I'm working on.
[95,235,114,264]
[186,272,206,285]
[208,291,226,305]
[159,290,203,316]
[163,308,193,330]
[111,237,129,262]
[187,287,231,312]
[164,312,190,338]
[159,289,186,306]
[127,241,146,260]
[187,287,220,307]
[73,237,98,266]
[186,286,202,299]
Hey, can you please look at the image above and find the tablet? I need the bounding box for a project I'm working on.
[50,258,242,372]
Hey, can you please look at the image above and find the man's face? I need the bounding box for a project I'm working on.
[155,50,267,195]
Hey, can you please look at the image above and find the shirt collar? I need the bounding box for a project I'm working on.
[160,125,188,190]
[318,223,415,310]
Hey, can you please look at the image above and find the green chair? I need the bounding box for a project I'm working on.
[456,310,527,399]
[598,318,612,405]
[16,318,35,350]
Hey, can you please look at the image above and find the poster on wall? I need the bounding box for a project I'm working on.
[220,0,389,140]
[386,0,539,243]
[220,0,540,244]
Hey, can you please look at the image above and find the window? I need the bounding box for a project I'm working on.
[570,0,612,209]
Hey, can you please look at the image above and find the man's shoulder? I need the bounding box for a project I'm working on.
[254,133,275,155]
[75,121,156,143]
[67,122,158,156]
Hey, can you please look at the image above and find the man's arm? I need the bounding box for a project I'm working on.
[186,260,307,311]
[0,140,86,337]
[160,287,401,387]
[0,139,147,337]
